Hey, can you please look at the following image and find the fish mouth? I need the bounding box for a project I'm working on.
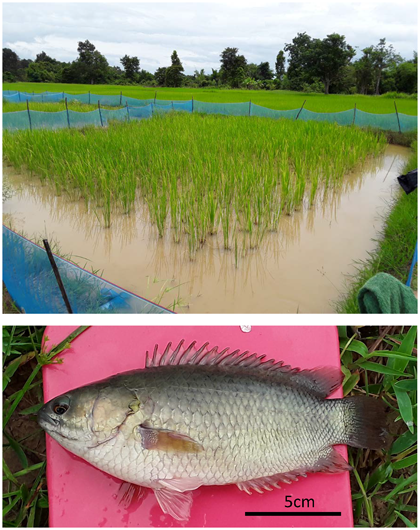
[37,408,59,430]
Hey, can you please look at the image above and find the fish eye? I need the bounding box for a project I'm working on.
[53,404,69,415]
[53,397,70,415]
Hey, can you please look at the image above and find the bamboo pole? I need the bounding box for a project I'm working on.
[295,100,306,120]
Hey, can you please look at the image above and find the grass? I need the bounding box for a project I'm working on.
[3,82,418,115]
[337,142,418,313]
[3,114,386,258]
[2,100,122,113]
[3,325,417,527]
[339,325,417,527]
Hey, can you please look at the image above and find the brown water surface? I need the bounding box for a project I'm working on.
[3,145,409,313]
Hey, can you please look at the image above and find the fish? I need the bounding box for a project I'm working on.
[38,340,387,521]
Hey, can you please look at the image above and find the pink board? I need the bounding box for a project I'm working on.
[42,326,353,527]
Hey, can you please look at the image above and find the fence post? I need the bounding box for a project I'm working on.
[62,91,64,100]
[88,91,91,105]
[249,99,252,117]
[98,100,104,127]
[192,96,194,113]
[394,100,402,133]
[126,101,130,122]
[352,103,357,126]
[295,99,306,120]
[154,91,157,104]
[120,91,122,106]
[26,100,32,131]
[18,91,21,102]
[65,97,70,128]
[43,239,73,313]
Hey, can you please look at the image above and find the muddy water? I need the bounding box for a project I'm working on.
[3,145,409,313]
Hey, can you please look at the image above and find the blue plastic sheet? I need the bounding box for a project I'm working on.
[3,226,172,314]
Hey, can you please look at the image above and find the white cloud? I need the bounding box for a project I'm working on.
[2,1,418,74]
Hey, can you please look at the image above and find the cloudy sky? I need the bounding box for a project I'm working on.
[2,1,418,74]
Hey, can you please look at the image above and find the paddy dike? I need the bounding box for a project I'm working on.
[3,145,409,313]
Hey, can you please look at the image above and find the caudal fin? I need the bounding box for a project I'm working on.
[342,395,387,450]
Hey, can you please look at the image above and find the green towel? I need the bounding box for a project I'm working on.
[358,273,417,314]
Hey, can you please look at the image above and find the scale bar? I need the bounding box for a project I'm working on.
[245,512,341,517]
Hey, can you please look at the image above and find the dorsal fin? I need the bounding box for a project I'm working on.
[145,340,343,398]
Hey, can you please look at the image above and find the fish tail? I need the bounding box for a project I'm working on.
[340,395,387,450]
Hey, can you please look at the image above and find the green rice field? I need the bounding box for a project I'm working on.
[3,82,418,115]
[3,114,386,257]
[3,100,119,113]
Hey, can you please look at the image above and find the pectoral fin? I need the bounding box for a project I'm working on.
[154,488,193,521]
[138,424,204,453]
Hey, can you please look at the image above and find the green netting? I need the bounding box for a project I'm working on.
[127,105,153,120]
[193,100,250,116]
[66,93,91,104]
[30,110,69,130]
[299,108,354,126]
[354,110,399,131]
[100,107,129,125]
[123,96,154,107]
[250,103,299,120]
[3,90,417,132]
[3,110,31,130]
[67,109,102,128]
[399,113,418,132]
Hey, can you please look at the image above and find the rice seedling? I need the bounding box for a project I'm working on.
[3,113,386,258]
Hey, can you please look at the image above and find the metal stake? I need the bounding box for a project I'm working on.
[394,101,402,133]
[98,100,104,127]
[26,100,32,131]
[295,99,306,120]
[65,97,70,128]
[43,239,73,313]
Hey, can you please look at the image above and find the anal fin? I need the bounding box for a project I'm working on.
[154,488,193,521]
[236,448,350,495]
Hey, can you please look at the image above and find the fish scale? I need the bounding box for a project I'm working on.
[38,342,387,521]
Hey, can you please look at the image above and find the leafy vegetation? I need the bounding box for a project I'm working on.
[3,35,417,95]
[3,326,416,526]
[339,325,417,527]
[337,142,418,313]
[2,326,88,527]
[3,114,386,257]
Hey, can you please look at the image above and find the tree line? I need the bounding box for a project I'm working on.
[3,33,417,95]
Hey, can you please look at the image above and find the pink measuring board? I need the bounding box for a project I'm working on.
[42,326,353,527]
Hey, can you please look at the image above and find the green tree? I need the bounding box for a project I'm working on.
[309,34,355,94]
[26,61,56,82]
[371,38,401,95]
[165,50,184,87]
[154,67,167,86]
[73,40,109,84]
[275,50,285,80]
[258,61,274,80]
[354,47,375,94]
[120,55,140,81]
[220,47,247,87]
[247,62,259,80]
[35,51,56,64]
[394,60,417,94]
[284,33,314,91]
[3,48,21,78]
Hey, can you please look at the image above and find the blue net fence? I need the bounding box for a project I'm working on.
[3,226,172,314]
[3,90,418,132]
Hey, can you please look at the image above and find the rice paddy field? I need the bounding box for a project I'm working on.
[3,104,412,313]
[3,82,418,115]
